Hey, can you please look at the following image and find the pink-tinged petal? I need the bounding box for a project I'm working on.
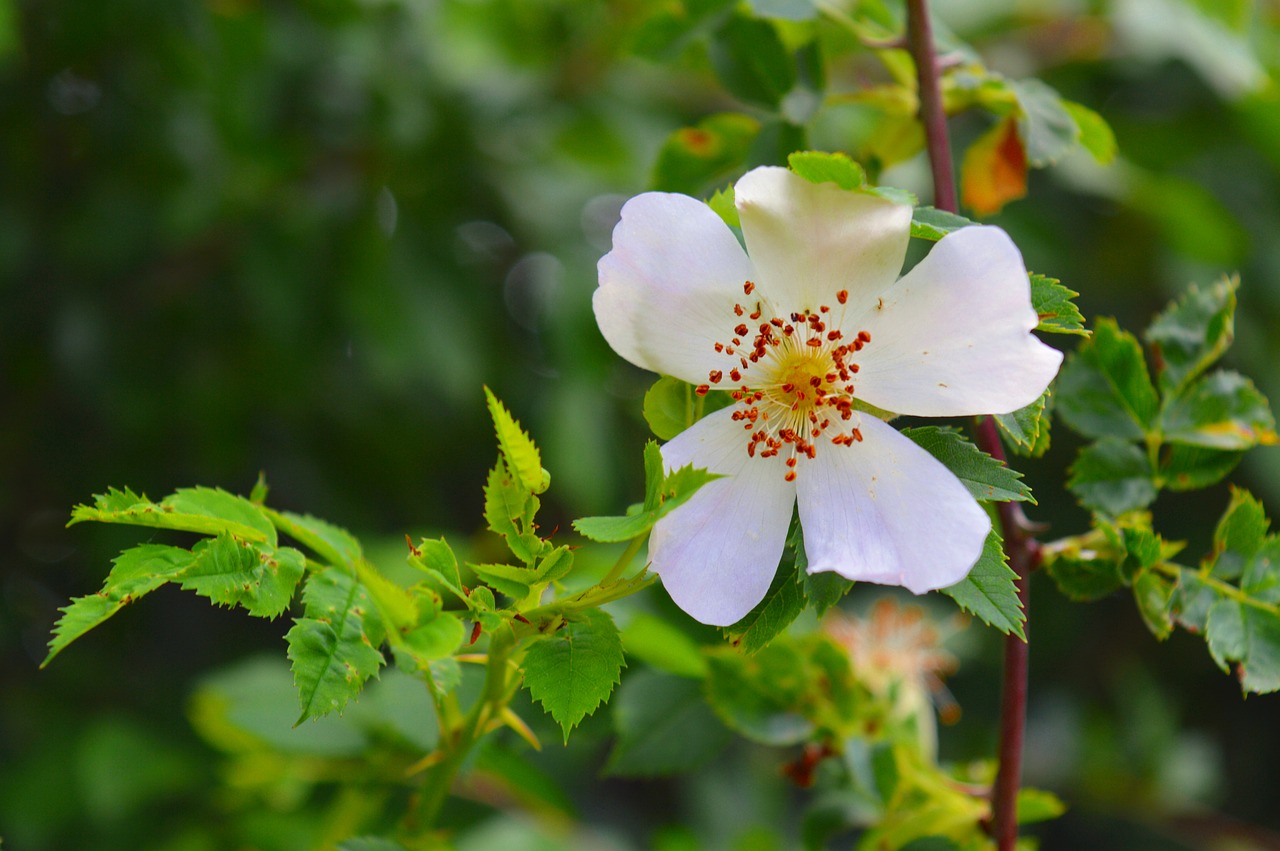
[650,407,796,626]
[851,226,1062,417]
[796,415,990,593]
[735,166,911,313]
[595,192,756,385]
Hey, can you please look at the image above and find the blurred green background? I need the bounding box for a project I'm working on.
[4,0,1280,848]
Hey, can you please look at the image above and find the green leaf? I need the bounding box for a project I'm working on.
[621,613,708,678]
[272,510,362,567]
[400,610,466,667]
[522,609,625,742]
[1206,489,1272,583]
[470,562,538,602]
[1145,274,1237,396]
[407,537,465,600]
[1134,570,1176,640]
[484,458,544,564]
[940,529,1025,638]
[69,486,276,545]
[1010,78,1079,167]
[1016,788,1067,824]
[994,390,1052,457]
[573,462,720,543]
[902,426,1033,503]
[787,150,865,189]
[704,643,814,745]
[535,546,575,583]
[628,0,737,60]
[1205,599,1280,694]
[709,14,795,110]
[1030,273,1086,337]
[652,113,760,195]
[179,533,305,619]
[1161,370,1277,450]
[723,564,804,655]
[1068,438,1158,516]
[484,387,549,494]
[909,206,974,241]
[706,185,740,228]
[643,376,693,441]
[43,544,196,666]
[286,568,386,724]
[1056,318,1160,441]
[1172,569,1219,633]
[793,521,850,615]
[1061,100,1117,164]
[605,670,732,777]
[1162,444,1245,491]
[353,559,419,638]
[1045,552,1125,602]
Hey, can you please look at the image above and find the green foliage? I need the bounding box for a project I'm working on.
[606,670,733,776]
[652,113,761,195]
[484,386,550,495]
[522,609,626,742]
[1030,273,1087,337]
[994,390,1052,457]
[909,207,974,241]
[940,530,1025,639]
[43,545,195,666]
[788,150,866,189]
[704,642,816,745]
[902,427,1033,504]
[1176,490,1280,693]
[724,564,806,654]
[573,441,719,543]
[1058,281,1276,518]
[285,567,386,724]
[179,533,305,619]
[69,486,277,544]
[709,14,796,110]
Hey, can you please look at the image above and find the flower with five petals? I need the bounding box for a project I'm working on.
[594,166,1061,626]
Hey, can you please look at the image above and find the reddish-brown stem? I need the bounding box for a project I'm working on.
[905,4,1035,849]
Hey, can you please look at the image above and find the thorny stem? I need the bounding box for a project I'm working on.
[905,3,1037,848]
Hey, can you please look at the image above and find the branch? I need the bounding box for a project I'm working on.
[904,4,1036,849]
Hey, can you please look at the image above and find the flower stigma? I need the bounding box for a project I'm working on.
[696,281,870,482]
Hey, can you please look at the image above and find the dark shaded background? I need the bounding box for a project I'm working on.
[3,1,1280,848]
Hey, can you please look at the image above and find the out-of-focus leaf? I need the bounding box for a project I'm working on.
[621,612,707,678]
[1061,100,1117,164]
[605,670,732,776]
[574,462,720,543]
[1129,172,1249,266]
[1016,788,1067,824]
[629,0,738,60]
[1010,78,1079,167]
[960,115,1027,216]
[709,14,795,110]
[704,643,814,745]
[1161,444,1245,491]
[652,112,761,195]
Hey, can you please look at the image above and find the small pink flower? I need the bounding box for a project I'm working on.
[595,167,1061,625]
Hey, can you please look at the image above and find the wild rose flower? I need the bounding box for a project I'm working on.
[594,166,1061,626]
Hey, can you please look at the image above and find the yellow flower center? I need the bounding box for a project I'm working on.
[696,281,870,481]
